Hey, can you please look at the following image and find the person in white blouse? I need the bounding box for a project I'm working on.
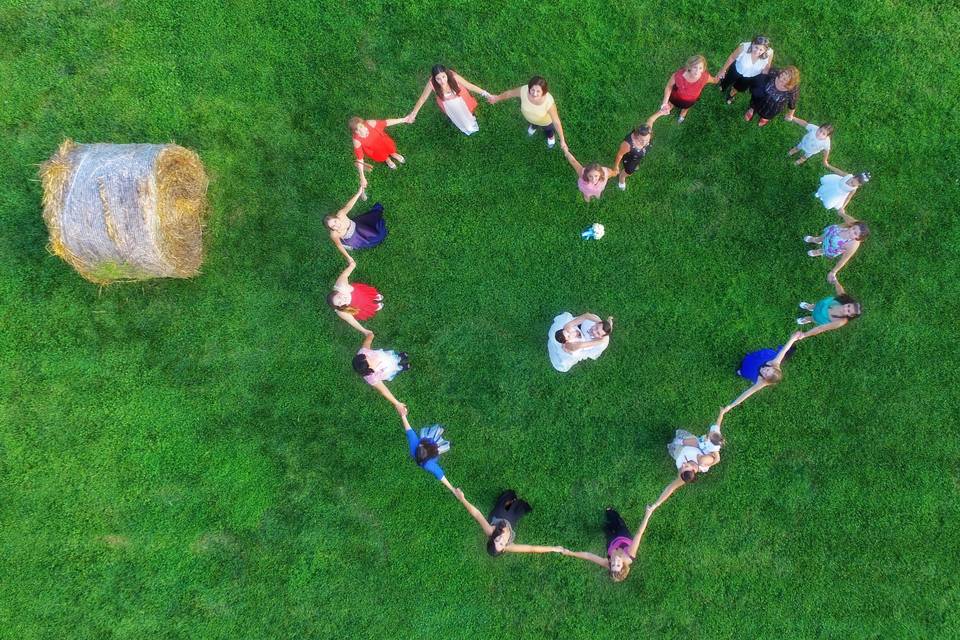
[547,312,613,372]
[717,36,774,105]
[786,116,838,169]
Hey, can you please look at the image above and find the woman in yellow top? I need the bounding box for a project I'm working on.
[489,76,567,149]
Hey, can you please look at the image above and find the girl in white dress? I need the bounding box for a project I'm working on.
[406,65,492,135]
[815,170,871,211]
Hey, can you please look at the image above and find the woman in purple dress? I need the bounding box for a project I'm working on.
[325,185,388,261]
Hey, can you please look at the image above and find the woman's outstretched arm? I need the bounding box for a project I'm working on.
[452,488,494,535]
[559,549,609,567]
[330,234,353,264]
[612,140,630,170]
[628,505,656,557]
[370,381,406,415]
[333,258,357,288]
[659,74,674,111]
[828,242,861,282]
[407,80,434,121]
[648,477,685,511]
[504,543,565,554]
[717,44,744,79]
[770,331,803,366]
[335,186,365,218]
[798,318,848,340]
[548,104,567,148]
[723,380,768,414]
[453,72,490,97]
[335,310,371,336]
[488,86,523,104]
[561,146,583,175]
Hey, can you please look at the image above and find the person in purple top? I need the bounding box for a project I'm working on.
[400,413,457,493]
[558,507,655,582]
[720,331,802,419]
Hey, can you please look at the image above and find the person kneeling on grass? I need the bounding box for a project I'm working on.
[558,507,655,582]
[452,488,564,557]
[547,312,613,373]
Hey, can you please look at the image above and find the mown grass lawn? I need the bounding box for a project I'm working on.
[1,1,958,638]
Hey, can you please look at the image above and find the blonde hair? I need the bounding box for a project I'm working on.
[685,55,707,71]
[609,549,632,582]
[347,117,363,132]
[761,363,783,384]
[779,66,801,90]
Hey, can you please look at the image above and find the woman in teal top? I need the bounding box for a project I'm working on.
[796,283,862,339]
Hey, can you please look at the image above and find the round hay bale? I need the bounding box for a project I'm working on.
[39,140,209,284]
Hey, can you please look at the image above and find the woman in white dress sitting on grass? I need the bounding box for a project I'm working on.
[547,312,613,372]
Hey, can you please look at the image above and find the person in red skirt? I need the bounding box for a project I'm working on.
[349,116,412,195]
[327,255,383,336]
[656,55,718,124]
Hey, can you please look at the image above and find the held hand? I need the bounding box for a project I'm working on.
[403,114,415,124]
[717,70,726,81]
[487,94,498,104]
[790,330,803,341]
[453,487,464,500]
[560,547,571,556]
[552,546,565,553]
[826,271,837,284]
[396,402,408,417]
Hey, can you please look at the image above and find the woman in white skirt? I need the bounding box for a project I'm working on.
[717,35,774,105]
[815,170,871,212]
[406,65,492,135]
[547,312,613,372]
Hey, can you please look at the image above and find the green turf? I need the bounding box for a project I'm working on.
[1,1,959,638]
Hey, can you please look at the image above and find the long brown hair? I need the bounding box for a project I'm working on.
[430,65,460,95]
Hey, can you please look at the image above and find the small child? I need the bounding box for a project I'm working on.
[786,116,834,168]
[697,424,724,454]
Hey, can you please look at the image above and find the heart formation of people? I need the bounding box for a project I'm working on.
[324,36,872,583]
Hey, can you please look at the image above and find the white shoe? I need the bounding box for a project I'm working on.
[618,181,626,191]
[798,301,812,309]
[547,136,556,149]
[807,249,820,257]
[677,115,685,123]
[796,317,812,325]
[527,125,536,136]
[803,235,815,243]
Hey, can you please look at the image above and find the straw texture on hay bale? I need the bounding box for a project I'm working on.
[40,140,209,284]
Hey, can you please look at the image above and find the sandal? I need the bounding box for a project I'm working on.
[385,159,397,170]
[743,108,754,122]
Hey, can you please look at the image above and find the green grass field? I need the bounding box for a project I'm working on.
[1,1,959,638]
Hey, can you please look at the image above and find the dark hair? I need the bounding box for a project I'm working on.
[487,521,508,556]
[582,163,603,180]
[852,221,870,240]
[528,75,548,94]
[554,329,567,344]
[352,353,373,376]
[680,469,697,483]
[819,123,835,136]
[601,320,613,335]
[633,124,651,137]
[835,294,863,319]
[855,171,872,184]
[708,432,725,447]
[749,35,771,58]
[430,64,460,96]
[415,439,439,466]
[326,291,346,311]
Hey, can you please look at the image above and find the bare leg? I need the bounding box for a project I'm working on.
[788,146,800,156]
[391,153,405,164]
[678,108,689,122]
[794,154,808,165]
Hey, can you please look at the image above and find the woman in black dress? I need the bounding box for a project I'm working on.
[453,488,564,557]
[745,66,800,127]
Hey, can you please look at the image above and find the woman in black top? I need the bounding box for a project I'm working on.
[611,113,658,190]
[745,66,800,127]
[454,488,564,557]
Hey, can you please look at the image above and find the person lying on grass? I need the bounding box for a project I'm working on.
[328,256,382,337]
[796,281,862,339]
[557,507,654,582]
[720,331,803,418]
[352,332,408,416]
[452,488,564,557]
[803,209,870,288]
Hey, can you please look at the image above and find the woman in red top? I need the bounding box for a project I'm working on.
[657,55,717,123]
[328,256,383,336]
[349,116,411,195]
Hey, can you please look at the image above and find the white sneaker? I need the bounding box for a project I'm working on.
[798,301,812,309]
[547,136,556,149]
[677,115,685,123]
[796,317,812,325]
[527,125,536,136]
[618,181,626,191]
[803,235,815,243]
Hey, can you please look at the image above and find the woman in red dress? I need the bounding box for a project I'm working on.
[349,116,411,195]
[327,255,383,336]
[657,55,718,123]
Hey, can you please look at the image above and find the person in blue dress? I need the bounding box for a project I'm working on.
[720,331,802,419]
[400,413,458,494]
